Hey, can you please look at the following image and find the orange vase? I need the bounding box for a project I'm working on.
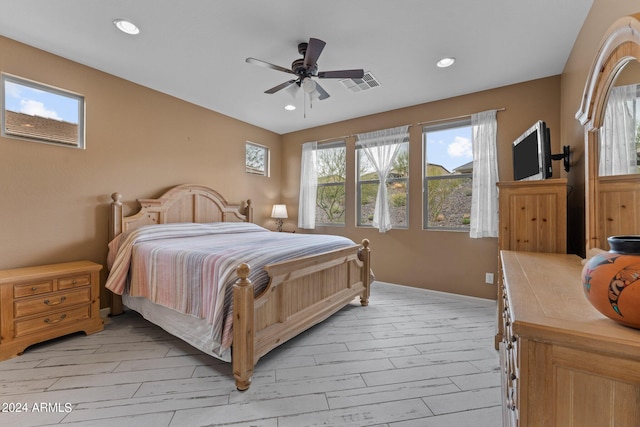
[582,236,640,329]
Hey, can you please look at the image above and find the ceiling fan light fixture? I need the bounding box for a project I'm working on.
[284,104,296,111]
[436,57,456,68]
[114,19,140,35]
[302,77,316,93]
[285,83,299,99]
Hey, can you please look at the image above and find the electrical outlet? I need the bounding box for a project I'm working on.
[485,272,494,284]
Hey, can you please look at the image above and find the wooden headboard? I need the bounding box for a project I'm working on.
[109,184,253,241]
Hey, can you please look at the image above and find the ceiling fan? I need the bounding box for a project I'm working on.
[246,38,364,101]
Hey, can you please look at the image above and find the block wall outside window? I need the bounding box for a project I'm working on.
[356,142,409,228]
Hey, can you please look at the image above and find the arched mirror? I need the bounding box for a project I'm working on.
[598,60,640,177]
[577,13,640,252]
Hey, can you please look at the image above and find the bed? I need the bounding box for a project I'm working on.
[105,184,371,391]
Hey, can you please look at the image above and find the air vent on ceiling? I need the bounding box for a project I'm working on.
[340,71,380,93]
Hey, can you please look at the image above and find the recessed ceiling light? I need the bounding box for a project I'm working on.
[436,57,456,68]
[284,104,296,111]
[114,19,140,35]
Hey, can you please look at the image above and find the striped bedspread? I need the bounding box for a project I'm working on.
[105,222,356,356]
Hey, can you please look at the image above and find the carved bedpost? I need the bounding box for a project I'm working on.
[232,263,254,391]
[244,199,253,223]
[109,193,123,241]
[359,239,371,306]
[109,193,124,316]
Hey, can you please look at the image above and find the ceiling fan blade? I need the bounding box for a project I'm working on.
[314,81,330,100]
[246,57,296,75]
[317,69,365,79]
[265,80,297,94]
[303,38,326,69]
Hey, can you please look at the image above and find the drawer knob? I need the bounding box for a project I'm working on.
[44,314,67,324]
[72,279,77,284]
[43,296,67,306]
[31,287,38,291]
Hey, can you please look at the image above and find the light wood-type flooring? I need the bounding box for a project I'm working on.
[0,281,501,427]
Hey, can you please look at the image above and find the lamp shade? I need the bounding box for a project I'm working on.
[301,77,316,93]
[271,204,288,219]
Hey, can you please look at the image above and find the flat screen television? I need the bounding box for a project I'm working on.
[512,120,552,181]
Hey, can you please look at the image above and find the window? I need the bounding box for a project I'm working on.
[315,141,346,225]
[2,73,85,148]
[245,141,269,176]
[357,140,409,228]
[423,119,473,230]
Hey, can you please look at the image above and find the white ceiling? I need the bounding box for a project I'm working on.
[0,0,593,135]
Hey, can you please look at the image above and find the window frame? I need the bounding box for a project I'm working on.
[423,118,473,231]
[245,141,270,176]
[315,140,346,226]
[356,139,409,229]
[1,73,85,149]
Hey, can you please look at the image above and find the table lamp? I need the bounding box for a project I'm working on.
[271,204,288,232]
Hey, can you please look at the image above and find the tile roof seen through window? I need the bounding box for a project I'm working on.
[4,110,78,145]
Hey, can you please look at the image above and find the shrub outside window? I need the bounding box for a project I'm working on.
[315,141,346,225]
[423,119,473,230]
[357,142,409,228]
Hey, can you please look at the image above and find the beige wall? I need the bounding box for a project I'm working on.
[2,0,635,304]
[280,0,640,299]
[0,36,281,307]
[561,0,640,256]
[281,76,562,300]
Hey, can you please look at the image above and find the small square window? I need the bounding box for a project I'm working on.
[245,141,269,176]
[2,73,85,149]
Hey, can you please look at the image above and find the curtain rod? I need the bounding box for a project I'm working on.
[310,109,505,144]
[416,107,506,127]
[313,123,415,144]
[314,135,353,144]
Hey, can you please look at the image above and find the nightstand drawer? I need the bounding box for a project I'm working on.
[58,273,91,290]
[14,287,91,318]
[13,280,53,298]
[14,305,91,337]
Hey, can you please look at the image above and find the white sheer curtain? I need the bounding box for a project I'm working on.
[599,84,637,176]
[470,110,499,238]
[356,125,409,233]
[298,141,317,229]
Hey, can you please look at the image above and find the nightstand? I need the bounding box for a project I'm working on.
[0,260,104,360]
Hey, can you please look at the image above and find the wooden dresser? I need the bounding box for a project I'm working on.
[0,261,103,360]
[500,250,640,427]
[495,179,568,347]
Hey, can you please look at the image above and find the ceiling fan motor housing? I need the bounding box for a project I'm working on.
[291,58,317,76]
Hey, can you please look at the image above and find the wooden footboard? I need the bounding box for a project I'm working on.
[232,239,371,391]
